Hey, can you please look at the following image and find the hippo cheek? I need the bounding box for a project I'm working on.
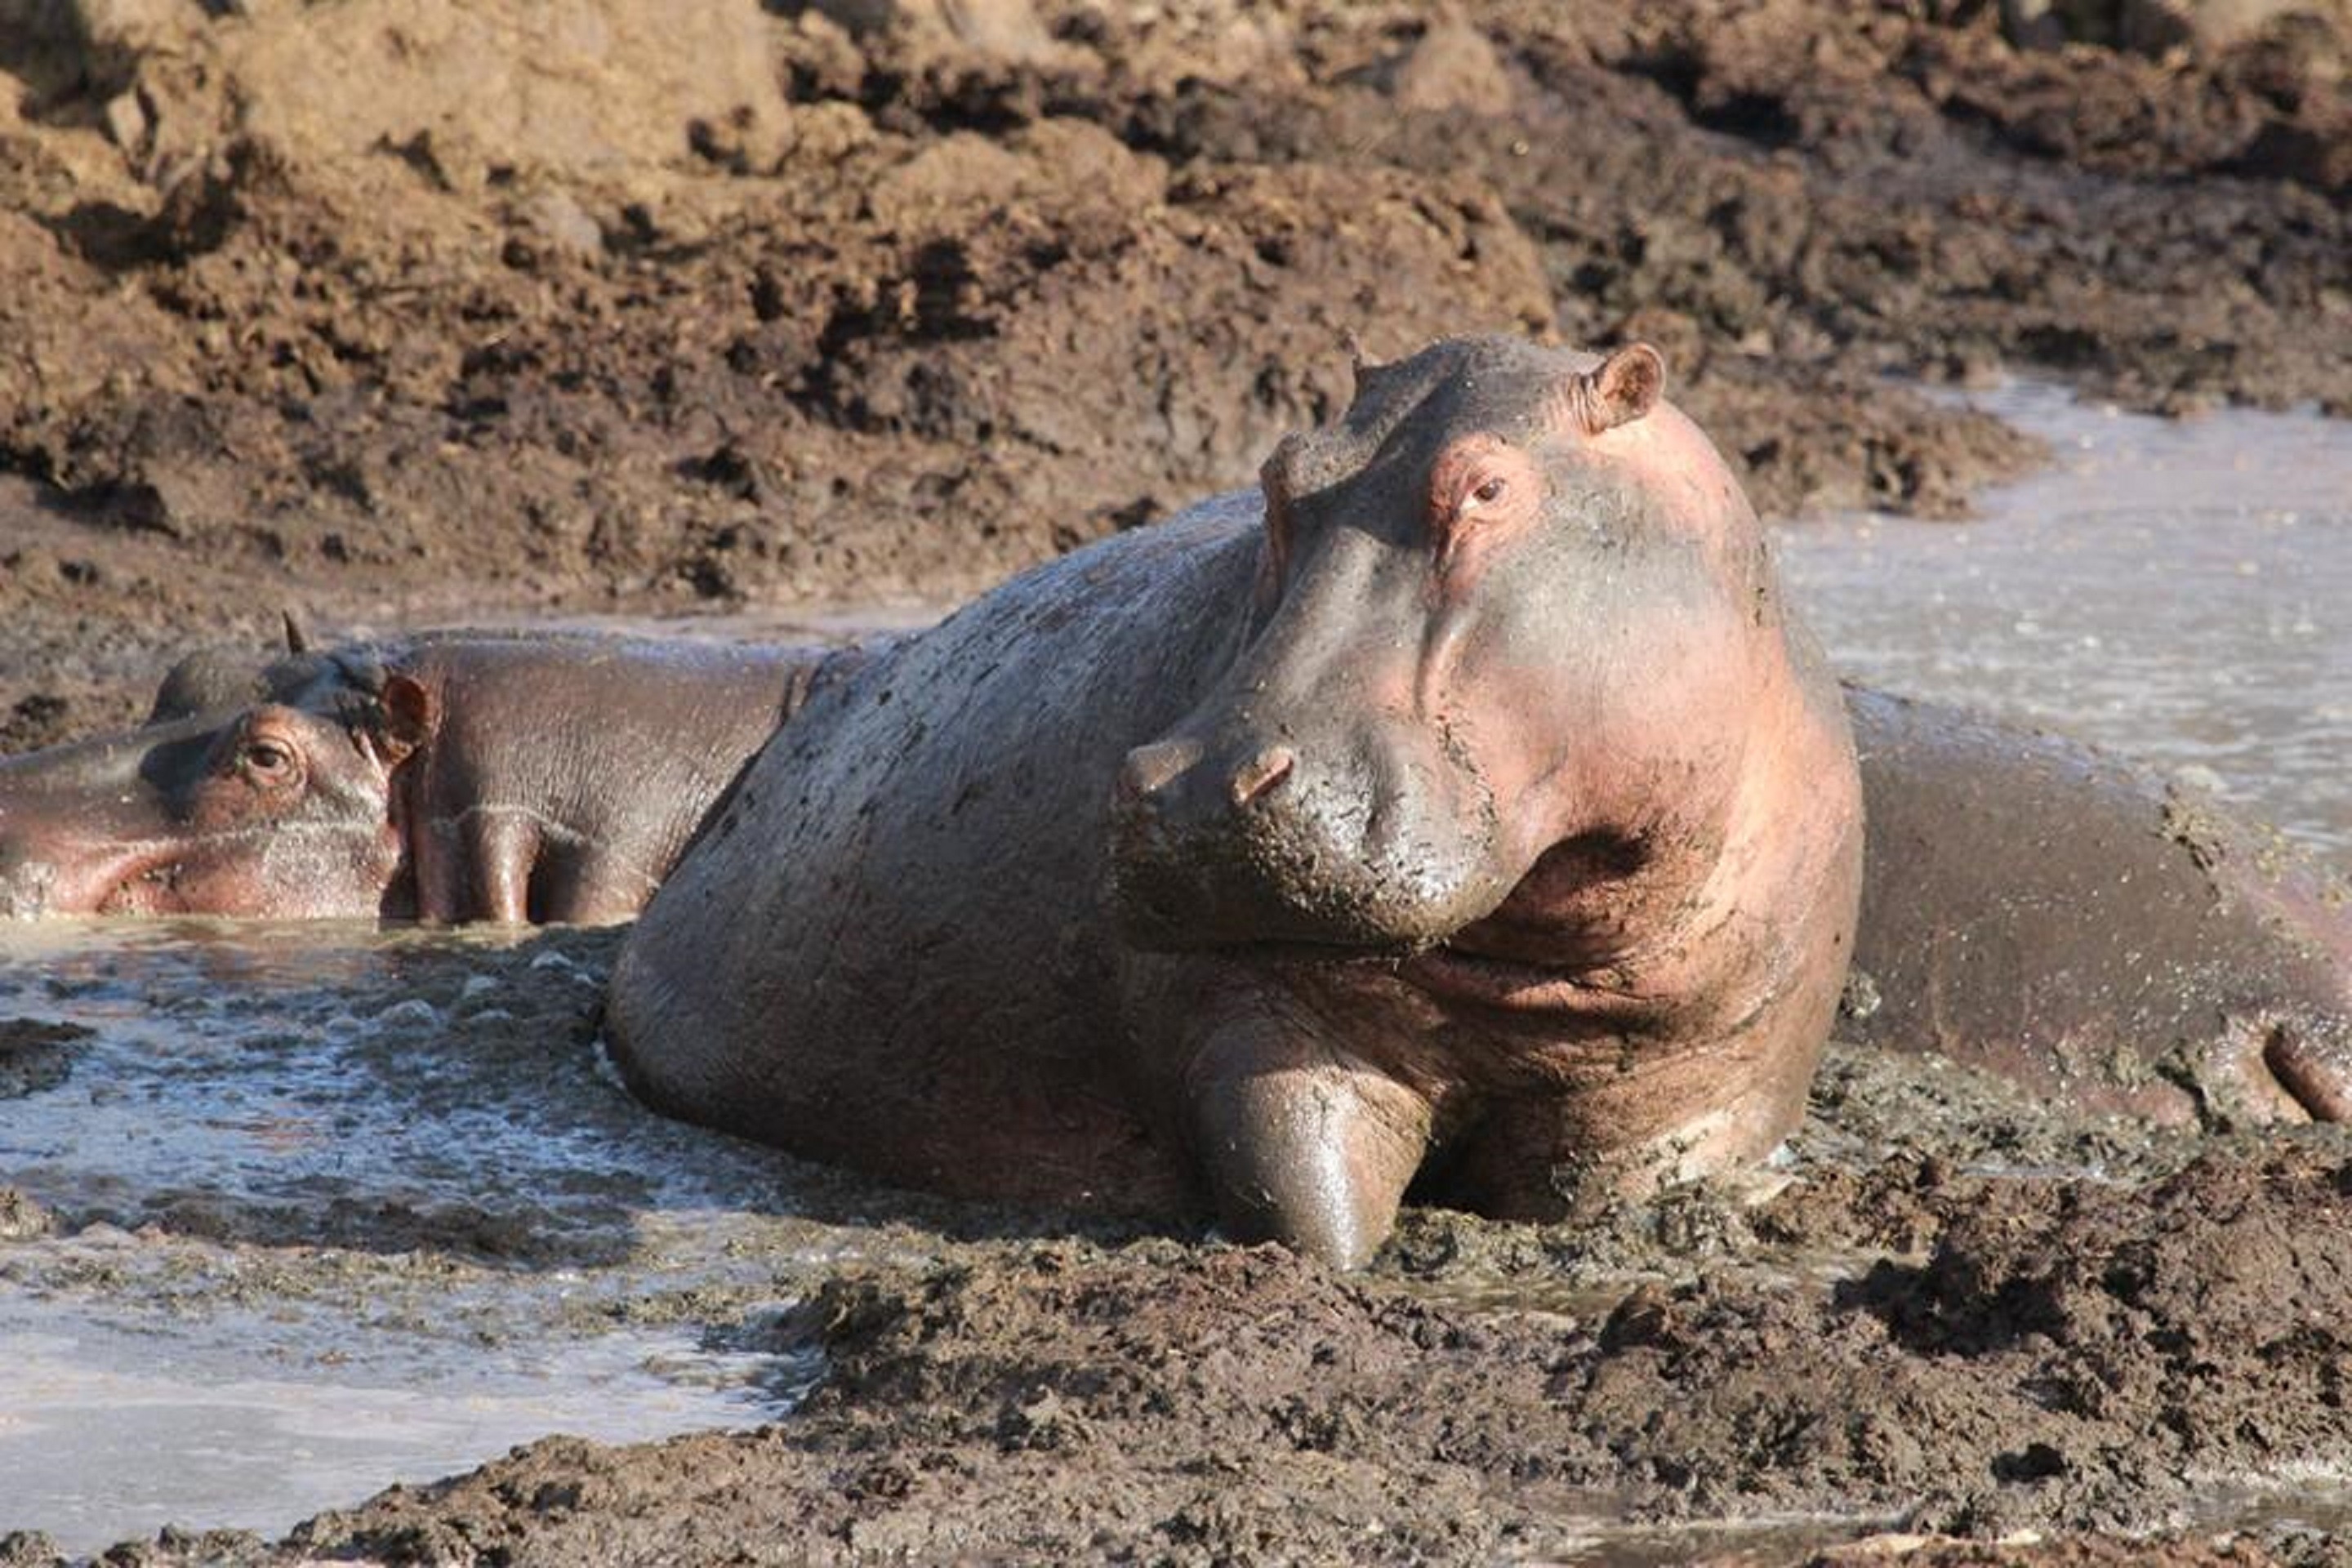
[155,828,399,920]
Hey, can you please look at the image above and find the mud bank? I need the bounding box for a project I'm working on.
[278,1138,2352,1566]
[4,0,2349,749]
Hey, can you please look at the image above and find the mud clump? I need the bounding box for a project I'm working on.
[282,1147,2352,1565]
[0,1018,91,1098]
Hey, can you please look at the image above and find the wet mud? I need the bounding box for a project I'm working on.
[6,926,2350,1563]
[5,0,2352,1562]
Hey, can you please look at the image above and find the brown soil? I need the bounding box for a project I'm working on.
[267,1143,2352,1565]
[4,1,2352,1564]
[6,0,2349,750]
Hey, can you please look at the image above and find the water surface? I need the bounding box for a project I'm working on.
[1777,381,2350,862]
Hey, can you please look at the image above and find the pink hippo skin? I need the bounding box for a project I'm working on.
[607,336,1865,1267]
[0,631,843,924]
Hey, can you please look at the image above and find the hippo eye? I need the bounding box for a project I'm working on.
[241,738,297,781]
[1467,476,1508,509]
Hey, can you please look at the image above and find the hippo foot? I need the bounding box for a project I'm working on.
[1186,1028,1432,1271]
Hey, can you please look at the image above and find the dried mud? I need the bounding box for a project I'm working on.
[6,0,2350,746]
[4,0,2352,1564]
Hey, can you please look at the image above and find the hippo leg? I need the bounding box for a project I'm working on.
[1185,1023,1432,1270]
[466,811,543,923]
[532,840,669,926]
[413,808,541,923]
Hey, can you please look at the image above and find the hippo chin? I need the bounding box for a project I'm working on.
[608,336,1866,1268]
[0,631,840,924]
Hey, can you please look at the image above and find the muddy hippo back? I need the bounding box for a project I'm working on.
[1847,688,2352,1123]
[607,501,1263,1211]
[608,336,1864,1266]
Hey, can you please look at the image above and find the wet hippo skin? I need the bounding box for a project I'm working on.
[1844,686,2352,1126]
[608,336,1868,1269]
[0,630,844,924]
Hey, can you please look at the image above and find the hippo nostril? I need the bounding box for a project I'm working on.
[1117,736,1205,804]
[1229,746,1296,808]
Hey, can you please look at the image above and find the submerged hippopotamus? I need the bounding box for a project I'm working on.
[609,336,1869,1267]
[1846,688,2352,1126]
[0,630,835,924]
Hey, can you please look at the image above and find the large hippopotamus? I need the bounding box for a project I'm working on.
[0,630,836,924]
[608,336,1869,1267]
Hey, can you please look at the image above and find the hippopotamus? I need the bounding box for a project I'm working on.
[608,335,1869,1268]
[1844,688,2352,1126]
[0,630,838,924]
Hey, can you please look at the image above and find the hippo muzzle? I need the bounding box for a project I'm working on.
[0,729,181,919]
[1109,712,1514,955]
[0,848,59,920]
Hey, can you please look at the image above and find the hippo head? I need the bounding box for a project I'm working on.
[1111,336,1787,970]
[0,639,432,920]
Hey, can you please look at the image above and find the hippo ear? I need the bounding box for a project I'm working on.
[281,609,312,656]
[376,674,438,766]
[1553,342,1667,436]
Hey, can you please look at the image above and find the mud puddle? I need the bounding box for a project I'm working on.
[0,1316,789,1556]
[0,922,847,1557]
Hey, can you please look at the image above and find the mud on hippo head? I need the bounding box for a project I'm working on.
[1111,336,1784,965]
[0,635,434,919]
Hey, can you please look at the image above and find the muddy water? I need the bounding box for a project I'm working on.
[0,922,840,1555]
[1777,381,2352,863]
[1,391,2347,1557]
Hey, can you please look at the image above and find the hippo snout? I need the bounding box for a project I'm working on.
[1109,724,1508,954]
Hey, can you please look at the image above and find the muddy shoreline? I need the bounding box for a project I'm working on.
[7,924,2352,1567]
[4,0,2352,1563]
[6,0,2350,748]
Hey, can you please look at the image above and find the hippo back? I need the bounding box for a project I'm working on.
[605,498,1266,1209]
[1846,687,2352,1124]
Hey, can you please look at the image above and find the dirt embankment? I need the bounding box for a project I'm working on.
[265,1140,2352,1566]
[3,0,2349,750]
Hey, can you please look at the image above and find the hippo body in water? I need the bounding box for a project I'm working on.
[1845,687,2352,1127]
[0,632,838,924]
[609,336,1869,1268]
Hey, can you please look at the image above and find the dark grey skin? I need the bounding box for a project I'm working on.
[0,631,840,924]
[1845,687,2352,1125]
[608,336,1867,1269]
